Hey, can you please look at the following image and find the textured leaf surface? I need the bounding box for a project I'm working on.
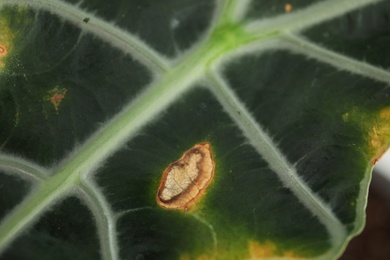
[0,0,389,259]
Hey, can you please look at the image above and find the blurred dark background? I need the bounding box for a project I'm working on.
[341,168,390,260]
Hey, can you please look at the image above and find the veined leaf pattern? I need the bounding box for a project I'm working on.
[0,0,389,259]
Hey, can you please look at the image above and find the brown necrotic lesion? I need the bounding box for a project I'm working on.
[156,142,214,210]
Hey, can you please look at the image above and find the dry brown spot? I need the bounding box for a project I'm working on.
[370,147,387,166]
[372,158,379,165]
[156,142,214,210]
[285,3,293,13]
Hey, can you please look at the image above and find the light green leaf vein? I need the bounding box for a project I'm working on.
[0,154,47,182]
[246,0,384,35]
[0,0,385,258]
[78,181,118,260]
[205,70,347,258]
[282,33,390,85]
[0,29,230,252]
[217,0,252,23]
[0,0,171,72]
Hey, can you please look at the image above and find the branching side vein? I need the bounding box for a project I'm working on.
[282,33,390,85]
[0,154,48,182]
[77,181,119,260]
[1,0,170,73]
[206,70,347,255]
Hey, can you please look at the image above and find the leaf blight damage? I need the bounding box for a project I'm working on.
[156,142,214,211]
[0,13,14,70]
[45,86,68,113]
[0,0,389,259]
[368,106,390,164]
[343,105,390,164]
[0,6,31,71]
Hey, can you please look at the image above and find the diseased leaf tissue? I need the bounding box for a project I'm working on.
[157,143,214,210]
[0,0,389,259]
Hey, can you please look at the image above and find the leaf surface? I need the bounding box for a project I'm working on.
[0,0,389,259]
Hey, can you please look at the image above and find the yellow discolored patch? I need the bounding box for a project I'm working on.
[248,240,300,259]
[45,87,68,113]
[367,107,390,163]
[157,142,215,210]
[344,106,390,164]
[0,6,30,70]
[0,20,14,69]
[379,107,390,120]
[249,240,276,258]
[284,3,293,13]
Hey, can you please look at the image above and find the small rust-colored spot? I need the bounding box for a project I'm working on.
[0,45,5,55]
[51,93,65,102]
[284,3,293,13]
[370,148,386,166]
[372,158,379,165]
[46,87,68,113]
[156,142,214,210]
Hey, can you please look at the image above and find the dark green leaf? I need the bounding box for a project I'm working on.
[0,0,389,259]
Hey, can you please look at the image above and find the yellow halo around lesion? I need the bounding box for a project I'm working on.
[0,13,16,70]
[248,240,303,259]
[342,105,390,164]
[367,106,390,164]
[0,29,13,70]
[0,6,30,71]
